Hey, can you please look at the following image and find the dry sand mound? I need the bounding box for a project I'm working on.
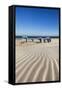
[15,39,59,83]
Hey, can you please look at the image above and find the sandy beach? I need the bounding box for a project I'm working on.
[15,38,59,83]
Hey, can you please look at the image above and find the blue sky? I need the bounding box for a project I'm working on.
[16,7,59,36]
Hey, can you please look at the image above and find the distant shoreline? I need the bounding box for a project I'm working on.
[16,36,59,39]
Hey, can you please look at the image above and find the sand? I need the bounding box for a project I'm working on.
[15,38,59,83]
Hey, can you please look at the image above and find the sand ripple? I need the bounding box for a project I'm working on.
[16,39,59,83]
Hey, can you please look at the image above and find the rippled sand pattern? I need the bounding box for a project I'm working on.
[15,39,59,83]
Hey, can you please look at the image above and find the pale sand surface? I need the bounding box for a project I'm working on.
[15,38,59,83]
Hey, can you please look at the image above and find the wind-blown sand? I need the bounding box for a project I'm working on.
[15,38,59,83]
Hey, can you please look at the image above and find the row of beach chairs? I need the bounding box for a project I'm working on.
[22,37,51,43]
